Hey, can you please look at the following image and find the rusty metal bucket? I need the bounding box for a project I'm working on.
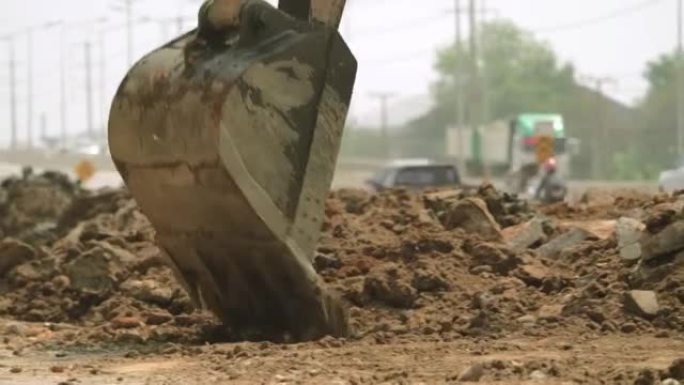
[108,0,356,340]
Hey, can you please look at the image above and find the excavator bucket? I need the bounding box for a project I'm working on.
[108,0,356,341]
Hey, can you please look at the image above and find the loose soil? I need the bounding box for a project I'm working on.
[0,172,682,384]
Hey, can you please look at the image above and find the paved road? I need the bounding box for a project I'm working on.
[0,159,658,195]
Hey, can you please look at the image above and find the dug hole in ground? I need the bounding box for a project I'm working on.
[0,171,682,384]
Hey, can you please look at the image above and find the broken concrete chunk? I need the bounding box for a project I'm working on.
[515,262,551,287]
[669,358,684,380]
[640,220,684,261]
[623,290,660,319]
[440,197,502,241]
[0,238,37,277]
[537,228,593,260]
[617,217,645,248]
[64,248,122,295]
[120,279,175,306]
[503,217,546,250]
[537,304,563,321]
[620,243,642,262]
[8,259,56,283]
[457,363,485,382]
[561,220,616,240]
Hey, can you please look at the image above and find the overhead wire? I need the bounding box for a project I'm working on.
[363,0,667,68]
[530,0,665,34]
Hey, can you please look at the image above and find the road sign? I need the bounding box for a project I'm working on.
[535,135,555,164]
[74,160,96,183]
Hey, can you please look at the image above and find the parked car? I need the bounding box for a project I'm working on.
[659,156,684,193]
[365,161,462,192]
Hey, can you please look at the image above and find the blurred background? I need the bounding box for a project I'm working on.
[0,0,682,189]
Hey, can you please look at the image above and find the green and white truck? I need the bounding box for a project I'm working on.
[447,113,578,193]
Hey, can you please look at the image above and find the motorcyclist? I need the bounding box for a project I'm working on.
[535,157,565,202]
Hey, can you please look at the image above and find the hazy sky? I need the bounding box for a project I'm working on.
[0,0,677,145]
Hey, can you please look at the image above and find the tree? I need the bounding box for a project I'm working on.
[435,20,575,122]
[639,52,681,169]
[403,20,576,157]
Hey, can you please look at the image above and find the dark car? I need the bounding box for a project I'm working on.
[366,163,462,192]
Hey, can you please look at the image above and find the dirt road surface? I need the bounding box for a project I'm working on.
[0,172,682,384]
[1,333,682,384]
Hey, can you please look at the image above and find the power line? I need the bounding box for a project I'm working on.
[531,0,665,34]
[353,12,450,37]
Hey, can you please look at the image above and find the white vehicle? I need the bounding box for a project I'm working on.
[659,157,684,193]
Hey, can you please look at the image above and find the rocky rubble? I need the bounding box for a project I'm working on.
[0,172,216,345]
[318,187,684,341]
[0,173,683,352]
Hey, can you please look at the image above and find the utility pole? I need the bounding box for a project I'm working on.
[60,24,68,149]
[8,39,18,150]
[177,16,184,34]
[99,27,107,138]
[453,0,467,173]
[126,0,133,65]
[480,0,491,127]
[85,41,94,138]
[468,0,482,170]
[370,92,395,159]
[40,113,47,142]
[468,0,479,129]
[677,0,684,157]
[583,76,615,180]
[112,0,135,65]
[26,30,33,149]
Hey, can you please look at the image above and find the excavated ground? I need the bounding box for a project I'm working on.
[0,171,682,385]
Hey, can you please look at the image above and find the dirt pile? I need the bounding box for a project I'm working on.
[317,187,684,342]
[0,168,80,244]
[0,175,217,345]
[0,173,683,351]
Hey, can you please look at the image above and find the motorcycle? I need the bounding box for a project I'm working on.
[526,172,568,204]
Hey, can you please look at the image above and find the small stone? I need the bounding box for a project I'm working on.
[656,330,670,338]
[3,323,26,336]
[516,315,537,324]
[616,217,645,248]
[634,369,657,385]
[620,243,643,262]
[515,262,550,286]
[9,367,21,373]
[529,370,547,381]
[537,228,592,260]
[641,220,684,261]
[115,330,145,344]
[143,311,173,326]
[0,239,37,277]
[111,316,143,329]
[120,279,174,306]
[441,198,502,242]
[457,363,485,382]
[669,358,684,380]
[662,379,681,385]
[504,218,546,250]
[620,322,637,333]
[50,366,66,373]
[51,275,71,289]
[537,304,563,322]
[470,265,493,275]
[64,249,119,294]
[363,268,417,309]
[313,254,342,271]
[624,290,660,319]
